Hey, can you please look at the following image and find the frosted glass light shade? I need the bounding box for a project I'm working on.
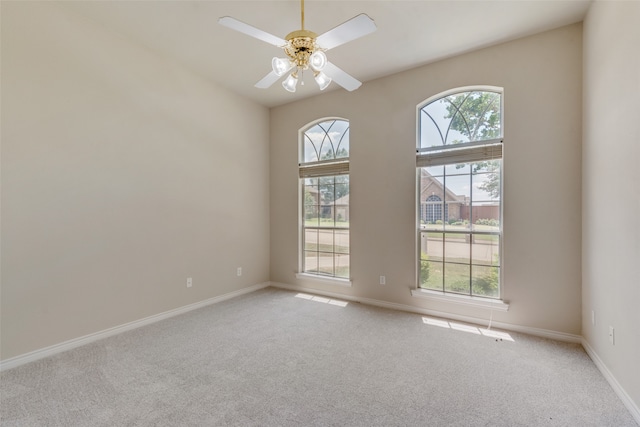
[282,73,298,92]
[309,51,327,71]
[314,72,332,90]
[272,57,292,76]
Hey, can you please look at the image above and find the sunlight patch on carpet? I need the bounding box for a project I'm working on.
[422,317,514,342]
[295,293,348,307]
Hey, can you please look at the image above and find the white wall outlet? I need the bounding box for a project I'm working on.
[237,267,242,277]
[609,326,615,345]
[591,310,595,326]
[186,277,192,288]
[379,275,386,285]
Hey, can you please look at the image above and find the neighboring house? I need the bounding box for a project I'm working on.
[304,186,350,223]
[419,169,499,224]
[332,194,349,222]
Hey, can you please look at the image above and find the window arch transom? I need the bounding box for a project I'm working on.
[419,89,502,150]
[302,119,350,164]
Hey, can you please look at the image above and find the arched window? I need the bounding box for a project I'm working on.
[299,119,350,281]
[417,87,503,299]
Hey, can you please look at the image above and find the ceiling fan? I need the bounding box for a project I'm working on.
[218,0,376,93]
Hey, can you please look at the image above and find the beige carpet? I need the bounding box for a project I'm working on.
[1,287,636,426]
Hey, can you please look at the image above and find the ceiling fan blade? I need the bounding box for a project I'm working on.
[316,14,377,50]
[218,16,287,47]
[255,71,281,89]
[323,62,362,92]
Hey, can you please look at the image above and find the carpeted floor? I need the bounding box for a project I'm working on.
[1,287,636,426]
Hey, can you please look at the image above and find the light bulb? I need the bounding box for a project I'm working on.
[282,73,298,92]
[272,57,292,77]
[309,51,327,71]
[314,72,332,90]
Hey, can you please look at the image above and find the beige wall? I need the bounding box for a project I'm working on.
[0,2,270,360]
[271,24,583,335]
[583,0,640,411]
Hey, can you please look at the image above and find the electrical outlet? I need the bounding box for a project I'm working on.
[379,275,386,285]
[609,326,615,345]
[186,277,192,288]
[237,267,242,277]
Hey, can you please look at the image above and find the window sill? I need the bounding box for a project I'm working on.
[295,273,353,287]
[411,288,509,311]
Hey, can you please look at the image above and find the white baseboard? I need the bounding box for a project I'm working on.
[0,282,270,372]
[581,339,640,425]
[269,281,582,343]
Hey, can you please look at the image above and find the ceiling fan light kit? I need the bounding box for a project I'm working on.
[219,0,376,93]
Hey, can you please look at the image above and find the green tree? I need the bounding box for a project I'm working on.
[445,91,501,199]
[445,91,501,142]
[474,161,500,200]
[318,148,349,204]
[319,175,349,204]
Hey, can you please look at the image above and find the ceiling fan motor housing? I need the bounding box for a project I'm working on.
[284,30,319,70]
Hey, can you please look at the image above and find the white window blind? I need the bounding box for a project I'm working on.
[299,159,349,178]
[416,142,502,168]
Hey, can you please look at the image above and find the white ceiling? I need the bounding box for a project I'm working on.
[61,1,591,108]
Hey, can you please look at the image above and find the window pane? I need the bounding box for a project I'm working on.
[319,205,334,227]
[319,142,334,161]
[326,120,350,159]
[304,229,318,251]
[335,183,349,202]
[303,182,319,206]
[420,232,443,262]
[304,206,320,227]
[304,251,318,274]
[335,229,349,254]
[335,206,349,227]
[472,266,499,298]
[445,162,471,175]
[316,228,334,253]
[472,169,500,203]
[444,233,469,264]
[425,165,444,176]
[318,252,334,275]
[303,139,319,163]
[472,207,500,232]
[420,260,442,291]
[335,254,349,279]
[419,171,445,230]
[319,177,335,204]
[443,174,470,228]
[471,234,499,266]
[444,262,470,294]
[419,98,456,149]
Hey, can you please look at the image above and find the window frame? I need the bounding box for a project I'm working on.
[414,86,507,307]
[298,117,352,286]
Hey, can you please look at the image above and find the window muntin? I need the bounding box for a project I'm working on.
[301,119,350,280]
[417,88,502,299]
